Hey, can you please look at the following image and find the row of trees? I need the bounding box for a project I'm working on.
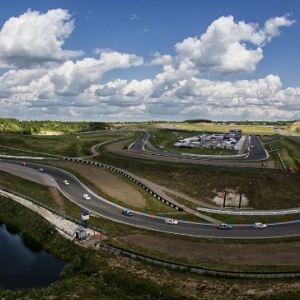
[0,118,108,134]
[183,119,297,126]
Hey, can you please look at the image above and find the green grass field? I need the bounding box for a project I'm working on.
[155,122,278,135]
[0,131,130,157]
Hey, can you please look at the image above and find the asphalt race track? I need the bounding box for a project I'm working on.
[1,159,300,239]
[129,131,268,162]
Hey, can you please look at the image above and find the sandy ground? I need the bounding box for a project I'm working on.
[47,161,146,208]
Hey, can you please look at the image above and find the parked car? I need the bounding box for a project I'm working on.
[254,222,267,229]
[64,180,70,186]
[21,162,26,166]
[165,218,178,225]
[218,223,232,230]
[83,194,91,200]
[122,209,134,216]
[39,168,44,172]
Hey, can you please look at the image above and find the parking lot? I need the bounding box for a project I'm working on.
[173,130,248,153]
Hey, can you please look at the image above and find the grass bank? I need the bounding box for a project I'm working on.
[0,196,191,300]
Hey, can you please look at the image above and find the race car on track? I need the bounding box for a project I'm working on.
[254,222,267,229]
[218,223,232,230]
[165,218,178,225]
[122,209,134,216]
[83,194,91,200]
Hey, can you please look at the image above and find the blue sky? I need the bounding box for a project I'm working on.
[0,0,300,122]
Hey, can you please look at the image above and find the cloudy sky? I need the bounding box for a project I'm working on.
[0,0,300,122]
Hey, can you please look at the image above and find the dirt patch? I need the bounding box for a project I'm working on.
[212,189,249,207]
[119,233,300,265]
[47,161,146,208]
[291,121,300,131]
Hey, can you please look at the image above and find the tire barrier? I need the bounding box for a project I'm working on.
[64,157,183,211]
[96,242,300,279]
[0,187,108,235]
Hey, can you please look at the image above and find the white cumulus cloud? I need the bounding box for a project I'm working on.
[0,8,83,68]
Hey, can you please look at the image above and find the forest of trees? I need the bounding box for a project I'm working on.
[0,118,108,134]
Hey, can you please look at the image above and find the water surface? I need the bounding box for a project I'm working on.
[0,225,66,289]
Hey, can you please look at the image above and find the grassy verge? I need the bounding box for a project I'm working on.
[270,137,300,172]
[0,170,58,208]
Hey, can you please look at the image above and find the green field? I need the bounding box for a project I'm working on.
[0,131,130,157]
[155,122,278,135]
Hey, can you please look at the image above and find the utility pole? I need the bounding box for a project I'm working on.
[222,191,227,208]
[238,194,242,209]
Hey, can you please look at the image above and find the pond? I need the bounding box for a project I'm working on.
[0,224,66,290]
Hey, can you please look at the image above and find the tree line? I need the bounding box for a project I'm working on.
[183,119,297,126]
[0,118,108,134]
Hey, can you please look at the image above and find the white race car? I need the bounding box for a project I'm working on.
[218,223,232,230]
[83,194,91,200]
[254,222,267,229]
[165,218,178,225]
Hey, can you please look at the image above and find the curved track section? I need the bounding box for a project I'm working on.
[1,159,300,239]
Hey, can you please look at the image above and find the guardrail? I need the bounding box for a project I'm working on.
[96,242,300,279]
[64,157,183,211]
[0,155,56,160]
[195,206,300,217]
